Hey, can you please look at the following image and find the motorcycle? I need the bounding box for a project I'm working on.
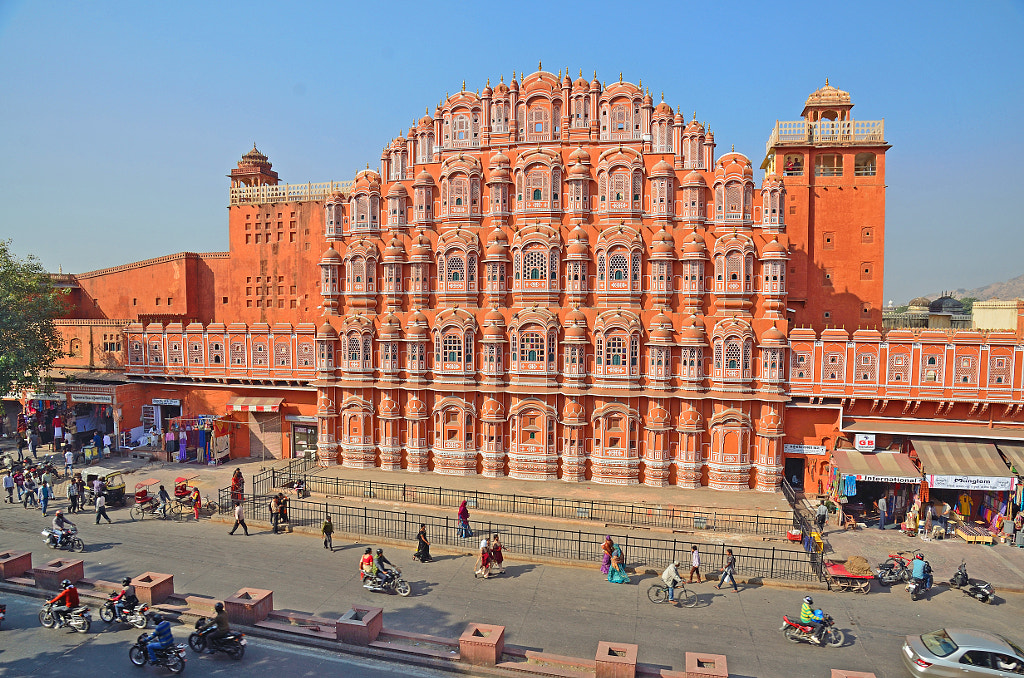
[875,560,911,586]
[780,613,844,647]
[128,632,187,674]
[38,602,92,633]
[0,603,6,629]
[100,595,150,629]
[949,561,995,604]
[188,617,247,659]
[41,526,85,553]
[359,568,411,596]
[906,577,929,601]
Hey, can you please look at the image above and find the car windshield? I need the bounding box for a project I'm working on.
[921,630,959,658]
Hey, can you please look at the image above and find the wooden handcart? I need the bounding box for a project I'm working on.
[824,561,873,594]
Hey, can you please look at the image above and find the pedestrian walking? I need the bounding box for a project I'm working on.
[600,536,614,574]
[29,430,39,458]
[456,500,473,538]
[279,494,289,522]
[413,524,432,562]
[22,474,38,508]
[607,542,629,584]
[815,501,828,533]
[877,495,887,530]
[53,414,63,452]
[230,468,244,505]
[489,533,505,574]
[178,429,187,463]
[66,476,79,513]
[228,501,249,536]
[688,545,702,583]
[475,537,492,578]
[715,548,738,591]
[157,485,170,518]
[269,494,281,534]
[92,431,103,457]
[39,482,52,515]
[322,515,334,550]
[95,492,112,524]
[16,433,27,461]
[3,471,15,503]
[64,448,74,476]
[190,486,201,520]
[102,432,112,457]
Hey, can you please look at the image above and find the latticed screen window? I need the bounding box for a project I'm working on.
[443,335,462,363]
[610,254,628,280]
[598,255,606,280]
[631,253,640,281]
[252,343,268,367]
[348,337,360,362]
[230,342,245,366]
[606,336,626,366]
[448,257,465,281]
[520,332,544,362]
[274,343,291,367]
[725,343,741,370]
[525,251,546,280]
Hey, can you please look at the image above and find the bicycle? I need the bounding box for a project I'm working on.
[647,581,698,607]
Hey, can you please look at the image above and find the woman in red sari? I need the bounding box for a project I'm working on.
[230,468,244,504]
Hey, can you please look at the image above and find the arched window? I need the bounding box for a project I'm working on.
[453,114,470,141]
[525,250,546,280]
[855,152,876,176]
[448,256,465,282]
[610,254,628,281]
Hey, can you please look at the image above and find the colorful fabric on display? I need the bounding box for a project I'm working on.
[958,493,973,518]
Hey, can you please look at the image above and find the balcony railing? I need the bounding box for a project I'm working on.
[229,181,353,206]
[766,119,884,153]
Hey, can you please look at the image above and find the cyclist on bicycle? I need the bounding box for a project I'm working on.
[661,561,683,602]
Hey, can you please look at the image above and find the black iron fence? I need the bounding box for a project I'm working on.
[220,490,821,582]
[251,465,793,537]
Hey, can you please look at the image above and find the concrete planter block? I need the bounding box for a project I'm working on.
[34,558,85,590]
[459,623,506,665]
[685,652,728,678]
[0,551,32,579]
[831,671,877,678]
[133,572,174,605]
[596,641,638,678]
[224,588,273,626]
[336,606,383,645]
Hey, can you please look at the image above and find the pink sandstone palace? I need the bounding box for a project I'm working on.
[23,68,1024,497]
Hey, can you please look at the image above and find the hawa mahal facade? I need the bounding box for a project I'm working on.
[35,69,1024,492]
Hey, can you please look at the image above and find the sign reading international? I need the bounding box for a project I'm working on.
[783,444,827,455]
[854,473,921,484]
[927,475,1015,491]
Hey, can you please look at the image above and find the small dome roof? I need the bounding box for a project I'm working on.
[929,296,965,315]
[651,159,674,177]
[326,190,346,204]
[410,231,432,258]
[805,79,851,108]
[569,146,591,164]
[762,237,787,257]
[652,226,675,255]
[573,74,589,90]
[908,297,931,309]
[682,169,706,186]
[643,91,654,106]
[489,150,510,167]
[649,311,674,342]
[480,397,504,419]
[317,322,338,339]
[761,326,787,344]
[654,101,673,116]
[678,315,705,343]
[383,236,406,260]
[378,394,400,417]
[320,246,342,264]
[679,404,702,427]
[681,229,706,257]
[562,399,585,423]
[418,113,433,127]
[568,162,590,179]
[684,118,705,134]
[648,404,670,426]
[405,396,426,417]
[414,169,435,186]
[567,225,590,256]
[386,183,408,198]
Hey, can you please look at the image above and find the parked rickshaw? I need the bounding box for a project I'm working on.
[83,467,127,507]
[129,479,175,521]
[173,474,220,518]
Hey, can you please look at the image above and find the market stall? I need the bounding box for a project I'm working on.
[830,447,922,528]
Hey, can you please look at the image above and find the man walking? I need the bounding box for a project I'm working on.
[29,430,39,458]
[3,471,15,503]
[66,476,80,513]
[157,485,171,519]
[39,482,52,516]
[715,548,738,591]
[688,545,702,583]
[95,492,112,524]
[877,495,887,530]
[228,501,249,536]
[64,448,74,476]
[815,502,828,533]
[322,515,334,550]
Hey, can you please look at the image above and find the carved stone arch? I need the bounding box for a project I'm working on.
[508,397,557,419]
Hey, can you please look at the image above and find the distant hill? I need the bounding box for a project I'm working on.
[923,273,1024,303]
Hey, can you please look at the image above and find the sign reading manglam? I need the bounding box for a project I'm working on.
[927,475,1016,491]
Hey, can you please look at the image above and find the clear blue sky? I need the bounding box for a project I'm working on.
[1,0,1022,302]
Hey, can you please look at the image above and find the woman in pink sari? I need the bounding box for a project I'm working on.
[600,536,614,574]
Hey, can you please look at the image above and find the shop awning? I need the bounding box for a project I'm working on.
[996,443,1024,477]
[225,397,283,413]
[844,419,1024,441]
[911,438,1016,491]
[832,449,921,483]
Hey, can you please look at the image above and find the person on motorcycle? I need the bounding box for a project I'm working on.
[204,602,231,650]
[911,553,933,590]
[146,613,174,664]
[51,509,76,547]
[113,577,138,622]
[48,579,79,627]
[800,595,825,644]
[373,548,397,586]
[360,547,375,583]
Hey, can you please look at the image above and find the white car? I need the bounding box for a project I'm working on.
[903,628,1024,677]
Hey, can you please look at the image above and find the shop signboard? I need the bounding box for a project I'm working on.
[852,473,921,484]
[784,444,827,455]
[71,393,113,404]
[152,398,181,406]
[854,434,876,452]
[927,474,1016,491]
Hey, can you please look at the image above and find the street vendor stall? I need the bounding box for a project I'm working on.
[911,438,1016,544]
[830,447,921,529]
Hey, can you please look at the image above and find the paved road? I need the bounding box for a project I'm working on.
[1,499,1021,677]
[0,593,457,678]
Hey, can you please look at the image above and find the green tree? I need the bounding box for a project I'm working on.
[959,297,977,314]
[0,240,66,397]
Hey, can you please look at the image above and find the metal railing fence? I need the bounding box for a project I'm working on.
[252,466,793,536]
[219,490,821,582]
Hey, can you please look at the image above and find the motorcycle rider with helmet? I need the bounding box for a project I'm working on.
[50,509,76,547]
[800,595,825,644]
[48,579,80,627]
[202,602,232,650]
[911,553,933,591]
[112,577,138,622]
[145,613,174,664]
[373,548,397,587]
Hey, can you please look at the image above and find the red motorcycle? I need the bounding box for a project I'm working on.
[780,613,844,647]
